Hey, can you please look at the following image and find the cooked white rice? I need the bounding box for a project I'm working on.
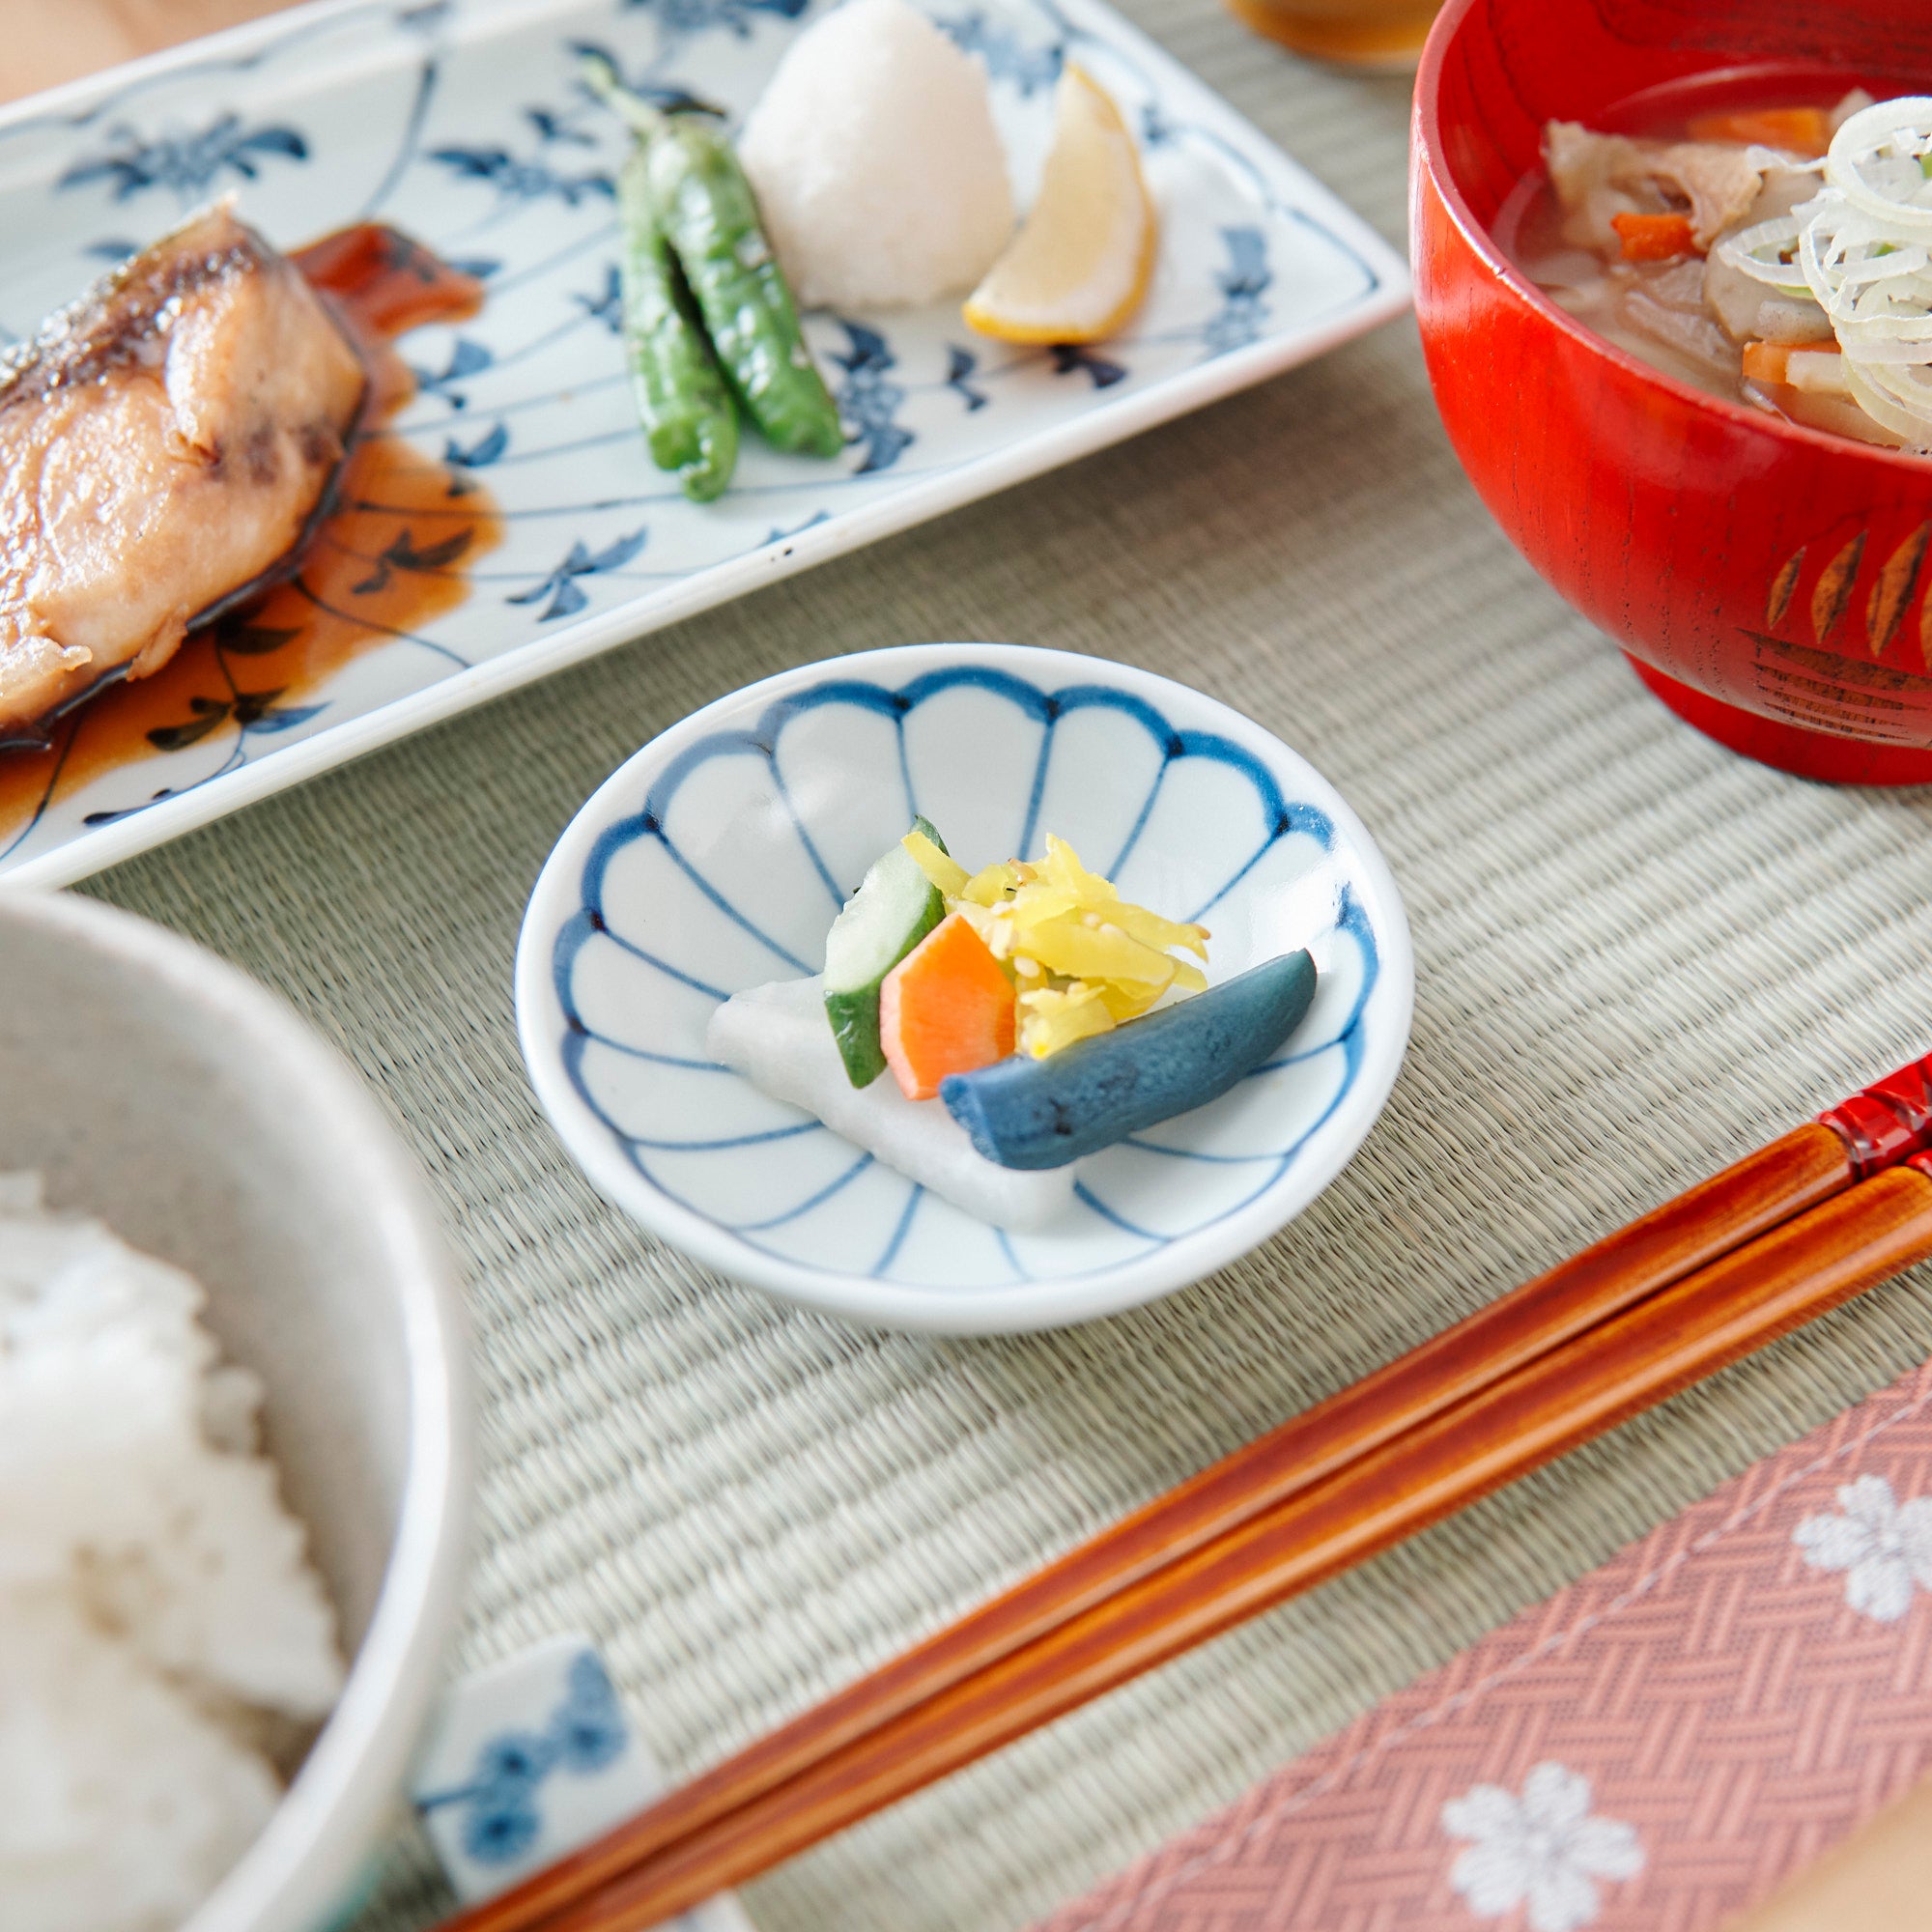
[739,0,1014,308]
[0,1173,344,1932]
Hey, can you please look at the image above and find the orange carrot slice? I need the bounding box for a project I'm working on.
[1687,106,1832,158]
[879,912,1016,1101]
[1743,342,1846,390]
[1611,211,1696,261]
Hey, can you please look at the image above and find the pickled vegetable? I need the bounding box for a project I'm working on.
[941,952,1318,1170]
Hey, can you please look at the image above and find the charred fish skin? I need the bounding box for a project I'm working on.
[0,204,366,738]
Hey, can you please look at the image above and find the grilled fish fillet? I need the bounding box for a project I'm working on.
[0,204,365,738]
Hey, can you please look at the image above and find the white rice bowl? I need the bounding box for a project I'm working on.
[0,1173,343,1932]
[739,0,1014,308]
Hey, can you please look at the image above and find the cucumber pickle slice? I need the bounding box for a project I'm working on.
[823,816,948,1088]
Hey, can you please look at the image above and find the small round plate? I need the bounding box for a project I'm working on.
[516,643,1412,1332]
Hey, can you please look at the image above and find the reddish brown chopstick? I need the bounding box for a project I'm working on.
[532,1153,1932,1932]
[440,1052,1932,1932]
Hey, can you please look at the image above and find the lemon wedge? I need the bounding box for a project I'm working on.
[963,65,1155,345]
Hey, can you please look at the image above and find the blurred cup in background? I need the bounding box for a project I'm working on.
[1223,0,1440,67]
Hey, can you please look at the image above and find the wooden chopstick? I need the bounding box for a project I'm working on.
[528,1153,1932,1932]
[440,1053,1932,1932]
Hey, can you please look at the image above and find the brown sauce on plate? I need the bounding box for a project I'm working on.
[0,224,500,845]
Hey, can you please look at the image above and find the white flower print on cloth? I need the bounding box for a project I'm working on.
[1440,1761,1644,1932]
[1793,1473,1932,1623]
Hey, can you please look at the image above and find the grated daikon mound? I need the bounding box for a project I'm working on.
[739,0,1014,308]
[0,1172,345,1932]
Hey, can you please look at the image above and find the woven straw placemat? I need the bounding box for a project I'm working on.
[76,4,1932,1926]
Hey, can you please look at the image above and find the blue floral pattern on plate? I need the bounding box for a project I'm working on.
[0,0,1406,887]
[418,1651,629,1864]
[410,1633,756,1928]
[58,113,309,200]
[516,644,1412,1333]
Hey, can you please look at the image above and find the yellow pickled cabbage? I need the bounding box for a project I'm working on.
[902,830,1208,1057]
[902,827,970,898]
[1016,982,1115,1056]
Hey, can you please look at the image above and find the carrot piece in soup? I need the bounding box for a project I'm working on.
[1743,340,1849,395]
[880,912,1016,1100]
[1610,211,1696,261]
[1686,106,1831,157]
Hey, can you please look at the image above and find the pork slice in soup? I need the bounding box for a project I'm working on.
[1506,90,1924,452]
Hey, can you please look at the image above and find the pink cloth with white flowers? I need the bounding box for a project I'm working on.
[1030,1359,1932,1932]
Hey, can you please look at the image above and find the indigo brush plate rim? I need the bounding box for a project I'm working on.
[515,642,1413,1333]
[0,0,1408,889]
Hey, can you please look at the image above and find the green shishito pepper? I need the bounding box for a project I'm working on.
[616,147,738,501]
[584,56,845,473]
[642,118,845,458]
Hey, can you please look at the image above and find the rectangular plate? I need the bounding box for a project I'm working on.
[0,0,1407,886]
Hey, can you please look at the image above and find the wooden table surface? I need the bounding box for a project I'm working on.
[9,3,1932,1929]
[0,0,283,101]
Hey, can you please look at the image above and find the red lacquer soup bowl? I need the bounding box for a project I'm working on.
[1412,0,1932,783]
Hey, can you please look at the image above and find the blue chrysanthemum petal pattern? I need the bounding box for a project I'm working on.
[596,819,813,989]
[556,915,724,1061]
[1264,893,1369,1067]
[883,1193,1029,1285]
[768,684,923,899]
[1077,1140,1289,1239]
[572,1038,809,1148]
[647,746,837,974]
[736,1154,914,1263]
[1026,691,1175,876]
[626,1125,876,1232]
[553,667,1385,1289]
